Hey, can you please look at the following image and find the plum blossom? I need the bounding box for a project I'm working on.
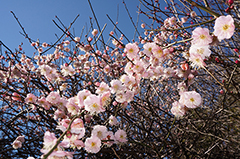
[152,45,165,60]
[103,131,115,147]
[100,91,111,106]
[84,94,105,114]
[191,27,212,46]
[77,89,92,108]
[171,101,186,117]
[143,42,155,57]
[109,115,118,126]
[124,43,139,60]
[25,93,37,104]
[61,65,75,77]
[11,135,25,149]
[84,136,101,153]
[189,53,206,69]
[168,16,177,26]
[114,129,127,143]
[110,80,125,94]
[92,29,98,36]
[37,97,51,110]
[71,118,85,137]
[96,82,110,95]
[91,125,108,140]
[41,131,58,151]
[46,91,61,105]
[189,45,211,59]
[214,15,235,41]
[66,97,80,115]
[179,91,202,108]
[12,140,22,149]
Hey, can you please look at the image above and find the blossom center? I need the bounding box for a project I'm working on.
[91,142,96,147]
[197,48,204,54]
[200,34,206,40]
[92,103,98,108]
[190,98,195,102]
[222,24,229,31]
[129,48,134,53]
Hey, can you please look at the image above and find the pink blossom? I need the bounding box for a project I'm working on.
[124,43,139,60]
[190,11,197,18]
[100,91,111,106]
[189,45,211,59]
[110,79,125,94]
[46,91,61,105]
[25,93,37,104]
[171,101,186,117]
[91,125,108,140]
[191,27,212,46]
[114,129,127,143]
[152,45,165,60]
[42,131,57,150]
[72,139,85,150]
[84,136,101,153]
[163,67,174,78]
[41,150,73,159]
[132,60,146,75]
[71,118,85,137]
[77,89,92,108]
[66,97,80,115]
[214,15,235,41]
[189,53,206,69]
[74,37,80,42]
[61,65,75,77]
[109,115,118,126]
[37,97,51,110]
[115,91,127,103]
[84,94,105,114]
[168,16,177,26]
[92,29,98,36]
[16,135,25,143]
[12,140,22,149]
[177,81,187,93]
[181,17,188,23]
[124,62,134,76]
[103,65,111,73]
[143,42,155,56]
[103,131,115,147]
[54,109,66,120]
[56,97,68,111]
[179,91,202,108]
[96,82,110,95]
[120,74,130,85]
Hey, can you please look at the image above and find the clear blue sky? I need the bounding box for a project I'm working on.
[0,0,151,55]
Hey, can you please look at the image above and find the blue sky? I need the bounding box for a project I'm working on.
[1,0,149,55]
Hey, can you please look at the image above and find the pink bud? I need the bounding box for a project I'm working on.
[88,37,92,42]
[110,31,114,35]
[181,63,189,71]
[220,90,224,94]
[234,48,239,52]
[91,29,98,36]
[228,0,234,5]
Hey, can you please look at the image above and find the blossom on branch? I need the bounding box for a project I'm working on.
[214,15,235,41]
[179,91,202,109]
[191,27,212,46]
[84,136,101,153]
